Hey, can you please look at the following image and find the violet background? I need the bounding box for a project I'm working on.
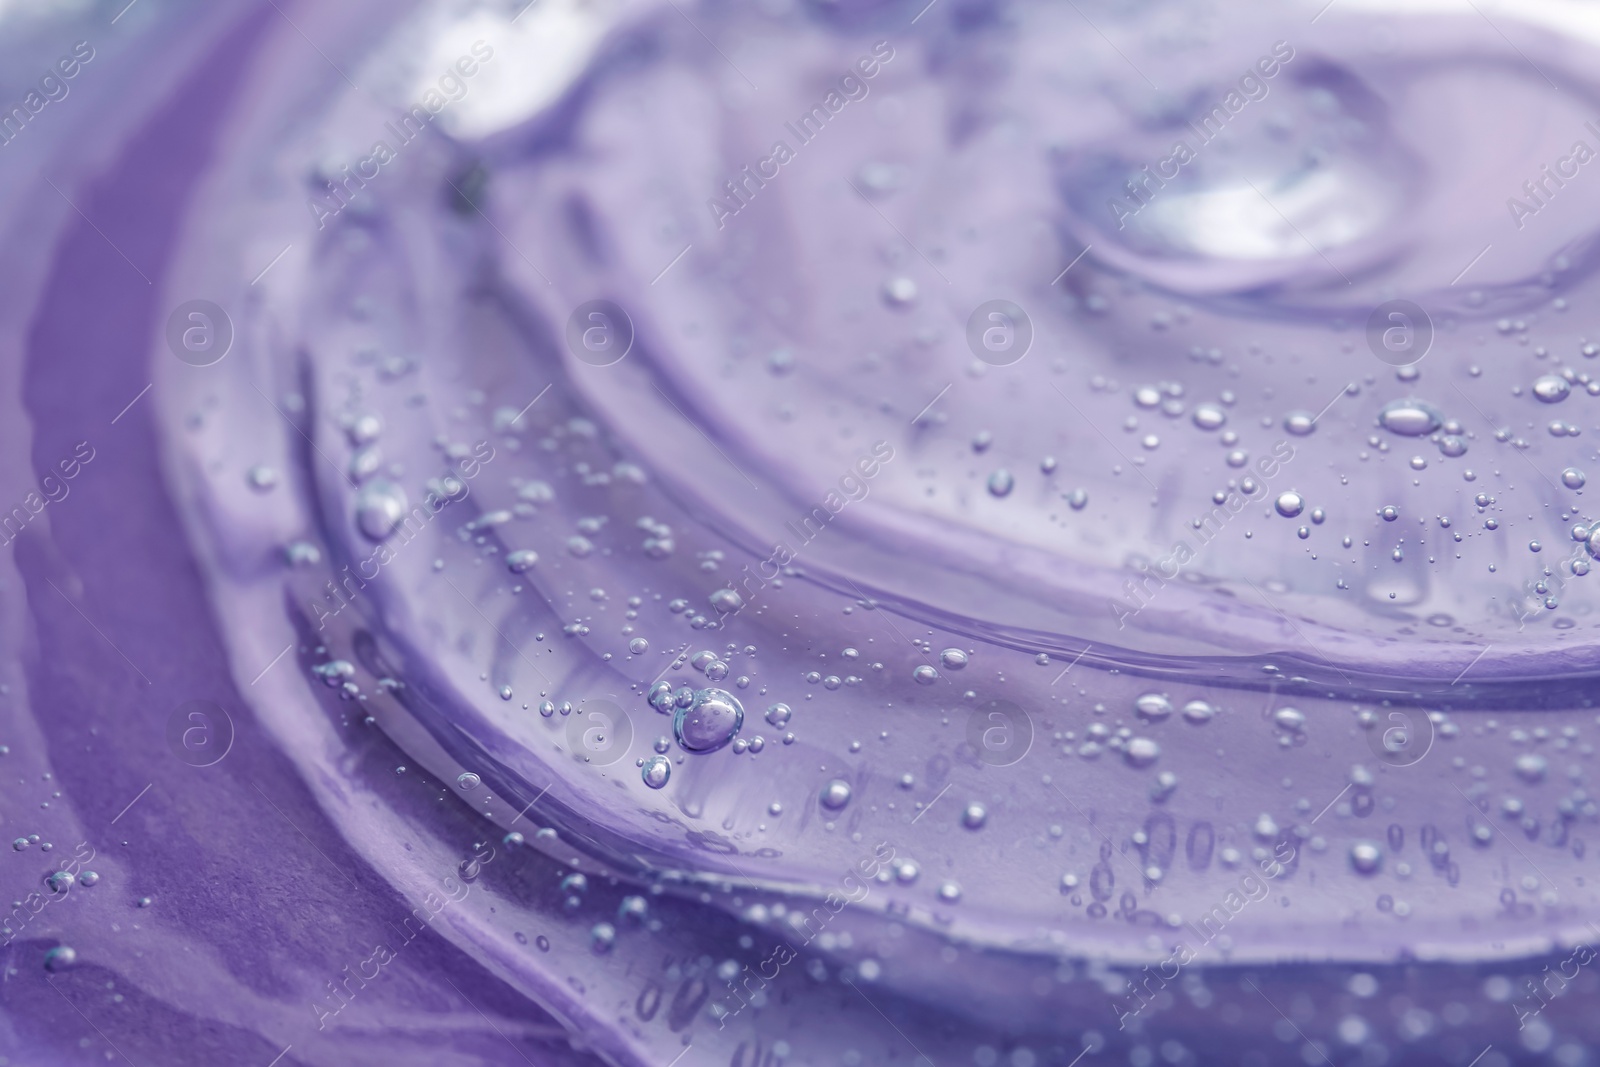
[2,0,1599,1065]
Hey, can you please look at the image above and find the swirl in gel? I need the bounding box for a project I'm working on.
[4,0,1600,1063]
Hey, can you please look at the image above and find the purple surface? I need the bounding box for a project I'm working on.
[3,0,1600,1064]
